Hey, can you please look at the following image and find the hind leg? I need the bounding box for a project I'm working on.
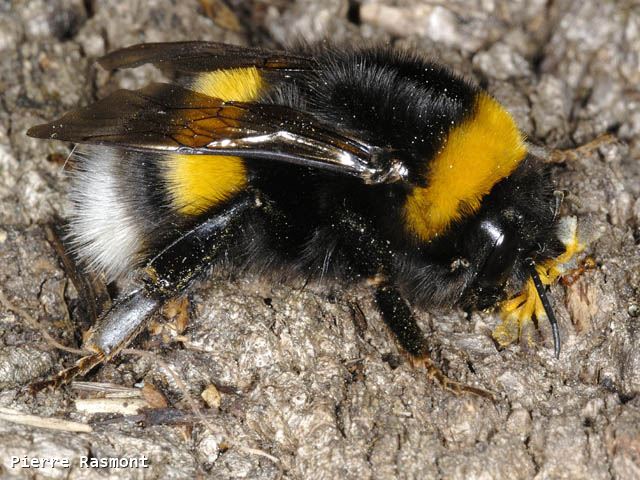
[374,280,493,399]
[30,192,258,392]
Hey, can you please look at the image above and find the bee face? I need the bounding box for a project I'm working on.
[453,207,524,310]
[448,156,560,310]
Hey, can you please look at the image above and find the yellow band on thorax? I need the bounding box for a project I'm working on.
[404,92,527,241]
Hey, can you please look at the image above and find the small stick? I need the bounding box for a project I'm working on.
[0,407,92,433]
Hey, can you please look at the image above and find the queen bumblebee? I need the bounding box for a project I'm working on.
[27,42,585,396]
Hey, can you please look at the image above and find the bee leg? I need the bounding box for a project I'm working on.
[141,193,256,297]
[538,133,617,164]
[374,282,494,400]
[29,289,161,393]
[332,208,493,399]
[30,193,256,392]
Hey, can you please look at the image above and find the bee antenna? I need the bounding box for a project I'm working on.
[526,259,561,359]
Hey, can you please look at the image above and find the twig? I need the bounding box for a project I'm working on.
[0,407,92,432]
[71,381,141,397]
[75,398,148,415]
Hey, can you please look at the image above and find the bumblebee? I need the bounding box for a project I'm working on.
[27,41,583,396]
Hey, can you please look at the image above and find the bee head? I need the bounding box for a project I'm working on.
[458,177,566,357]
[460,207,525,308]
[456,155,561,309]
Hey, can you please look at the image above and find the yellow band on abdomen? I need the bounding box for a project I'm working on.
[165,154,248,216]
[166,67,264,215]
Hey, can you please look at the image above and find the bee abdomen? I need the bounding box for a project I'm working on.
[67,147,150,280]
[66,146,251,281]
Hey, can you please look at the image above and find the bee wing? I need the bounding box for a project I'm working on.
[98,41,315,74]
[27,83,407,185]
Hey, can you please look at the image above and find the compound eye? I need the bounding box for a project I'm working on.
[477,219,520,287]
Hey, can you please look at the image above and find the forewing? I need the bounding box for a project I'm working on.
[99,41,315,74]
[27,83,406,184]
